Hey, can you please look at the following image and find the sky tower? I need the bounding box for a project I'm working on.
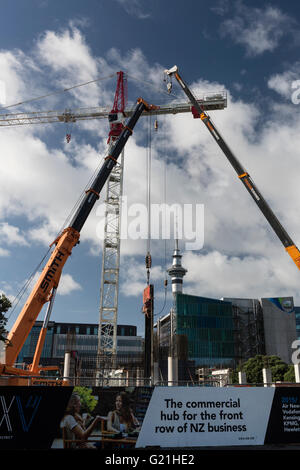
[167,239,187,294]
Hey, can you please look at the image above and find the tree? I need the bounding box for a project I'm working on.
[284,365,295,382]
[233,355,289,384]
[74,386,98,414]
[0,294,11,344]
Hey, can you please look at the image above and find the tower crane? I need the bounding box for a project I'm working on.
[97,71,127,370]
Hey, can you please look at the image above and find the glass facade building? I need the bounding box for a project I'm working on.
[17,321,56,362]
[295,306,300,340]
[175,293,235,368]
[158,293,235,367]
[17,321,143,364]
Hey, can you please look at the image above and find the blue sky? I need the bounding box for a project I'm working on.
[2,0,300,337]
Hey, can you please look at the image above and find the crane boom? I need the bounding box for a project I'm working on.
[1,97,157,374]
[165,65,300,271]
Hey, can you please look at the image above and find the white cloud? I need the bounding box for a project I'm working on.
[0,222,29,246]
[0,247,10,257]
[220,2,294,56]
[120,258,166,297]
[21,270,81,298]
[2,24,300,312]
[34,25,103,107]
[183,249,300,301]
[211,0,230,16]
[115,0,151,19]
[268,62,300,101]
[0,49,41,109]
[58,273,82,295]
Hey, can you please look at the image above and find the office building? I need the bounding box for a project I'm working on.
[261,297,297,364]
[17,321,144,375]
[222,297,265,364]
[295,306,300,339]
[156,293,236,381]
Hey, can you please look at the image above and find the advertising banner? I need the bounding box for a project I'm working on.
[136,386,300,448]
[53,386,153,450]
[136,387,273,447]
[0,386,72,450]
[1,386,300,450]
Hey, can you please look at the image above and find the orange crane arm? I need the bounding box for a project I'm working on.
[5,227,79,366]
[2,97,156,374]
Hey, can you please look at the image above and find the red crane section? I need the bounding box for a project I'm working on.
[107,71,128,143]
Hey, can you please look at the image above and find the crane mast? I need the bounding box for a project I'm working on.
[97,72,127,371]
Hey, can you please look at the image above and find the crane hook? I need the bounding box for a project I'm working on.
[145,252,152,285]
[163,72,173,94]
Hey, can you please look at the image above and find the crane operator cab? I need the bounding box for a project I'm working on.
[108,112,126,124]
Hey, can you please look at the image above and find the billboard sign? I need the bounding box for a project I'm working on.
[136,386,300,447]
[1,386,300,449]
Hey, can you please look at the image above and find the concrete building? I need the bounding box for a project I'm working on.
[261,297,297,364]
[156,293,298,382]
[295,306,300,339]
[222,297,265,364]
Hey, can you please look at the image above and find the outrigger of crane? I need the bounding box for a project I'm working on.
[0,97,159,384]
[164,65,300,272]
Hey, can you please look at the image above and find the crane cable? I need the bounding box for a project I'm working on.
[155,115,168,317]
[0,71,177,114]
[145,114,152,285]
[126,73,178,100]
[0,74,116,111]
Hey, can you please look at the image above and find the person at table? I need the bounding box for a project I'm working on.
[60,393,102,449]
[107,391,139,434]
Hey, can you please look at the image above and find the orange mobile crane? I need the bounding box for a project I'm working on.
[0,97,158,385]
[165,65,300,271]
